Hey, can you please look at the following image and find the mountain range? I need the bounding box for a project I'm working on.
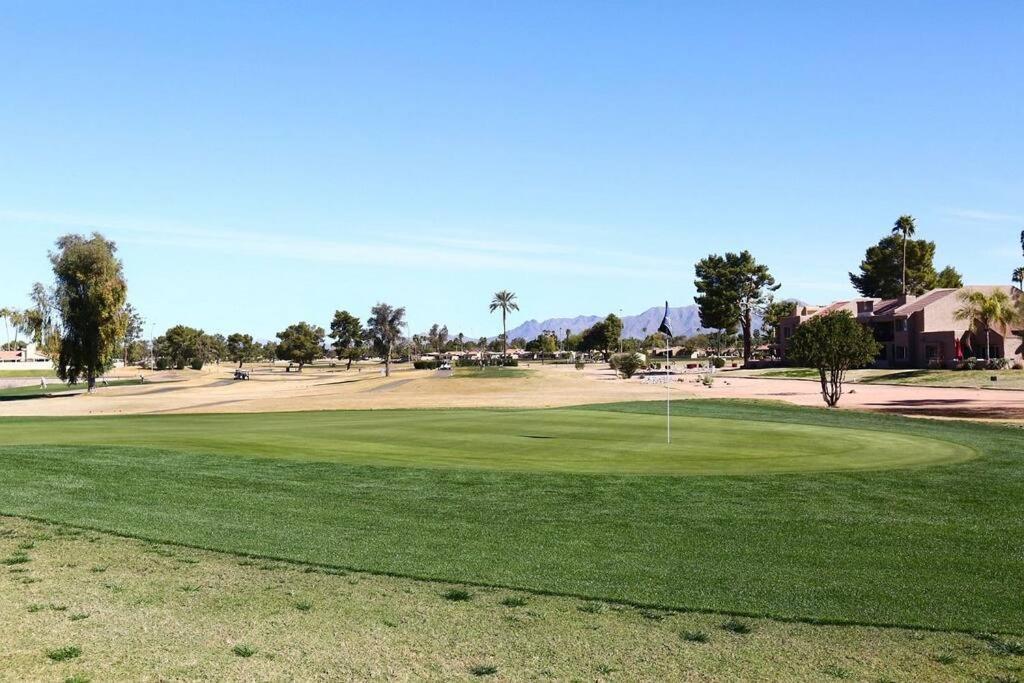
[498,305,765,341]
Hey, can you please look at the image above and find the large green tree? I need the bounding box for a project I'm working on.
[157,325,205,369]
[694,250,779,363]
[49,233,128,390]
[226,333,257,368]
[329,310,364,369]
[849,234,962,299]
[367,303,406,377]
[579,316,623,360]
[786,311,880,407]
[275,322,325,371]
[489,290,519,358]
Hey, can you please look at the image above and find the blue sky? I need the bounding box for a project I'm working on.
[1,2,1021,340]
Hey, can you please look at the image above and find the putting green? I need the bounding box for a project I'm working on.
[0,407,973,475]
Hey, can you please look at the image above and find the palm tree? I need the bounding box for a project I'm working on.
[953,290,1020,362]
[0,307,11,348]
[489,290,519,358]
[891,215,917,295]
[1013,266,1024,290]
[366,302,406,377]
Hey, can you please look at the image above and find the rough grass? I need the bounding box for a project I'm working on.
[0,401,1019,634]
[1,517,1021,681]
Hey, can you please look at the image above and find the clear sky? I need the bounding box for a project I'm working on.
[1,2,1021,340]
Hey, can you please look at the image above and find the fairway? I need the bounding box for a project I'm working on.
[0,406,973,475]
[0,400,1020,634]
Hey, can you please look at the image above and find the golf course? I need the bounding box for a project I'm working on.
[1,400,1019,638]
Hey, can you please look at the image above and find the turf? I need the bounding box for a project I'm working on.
[0,369,58,378]
[0,379,143,401]
[0,400,1020,634]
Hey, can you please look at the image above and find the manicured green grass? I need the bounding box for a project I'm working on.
[0,406,970,474]
[0,379,143,401]
[0,400,1020,634]
[0,369,57,378]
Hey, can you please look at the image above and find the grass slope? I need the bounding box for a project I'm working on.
[0,401,1020,634]
[4,516,1019,682]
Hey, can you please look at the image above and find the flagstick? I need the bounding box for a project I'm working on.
[665,339,670,444]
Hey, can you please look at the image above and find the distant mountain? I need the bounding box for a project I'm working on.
[498,305,765,341]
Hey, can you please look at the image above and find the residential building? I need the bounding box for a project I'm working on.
[777,286,1024,368]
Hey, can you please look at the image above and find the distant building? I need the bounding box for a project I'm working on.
[777,286,1024,368]
[0,342,49,364]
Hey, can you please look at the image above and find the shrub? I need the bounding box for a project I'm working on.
[574,361,585,370]
[190,358,204,370]
[961,357,979,370]
[988,358,1011,370]
[413,360,440,370]
[611,353,644,379]
[155,357,171,370]
[927,359,944,369]
[1014,361,1024,370]
[711,356,726,369]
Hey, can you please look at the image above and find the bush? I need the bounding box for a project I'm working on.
[961,357,979,370]
[988,358,1011,370]
[927,359,944,370]
[174,361,186,370]
[155,357,170,371]
[413,360,440,370]
[1013,361,1024,370]
[611,353,643,379]
[574,361,585,370]
[711,356,726,369]
[190,359,204,371]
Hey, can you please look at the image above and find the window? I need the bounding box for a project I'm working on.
[925,345,939,360]
[783,326,792,339]
[895,345,907,361]
[895,319,908,332]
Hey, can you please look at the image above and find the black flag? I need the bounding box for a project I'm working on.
[658,301,672,336]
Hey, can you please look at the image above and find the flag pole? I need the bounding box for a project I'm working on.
[665,336,670,444]
[658,300,672,445]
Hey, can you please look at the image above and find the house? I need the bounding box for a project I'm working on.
[777,286,1024,369]
[0,342,49,364]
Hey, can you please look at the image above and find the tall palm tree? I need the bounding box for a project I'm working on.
[953,289,1020,362]
[489,290,519,358]
[0,307,10,348]
[891,215,917,295]
[1012,266,1024,290]
[366,302,406,377]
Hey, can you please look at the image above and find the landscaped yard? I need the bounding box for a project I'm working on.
[0,400,1020,636]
